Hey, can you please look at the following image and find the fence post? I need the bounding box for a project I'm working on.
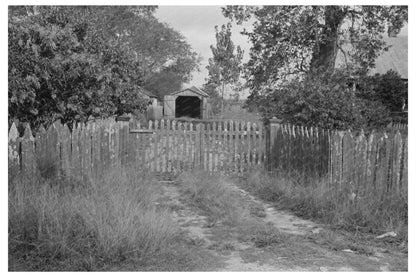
[266,117,282,171]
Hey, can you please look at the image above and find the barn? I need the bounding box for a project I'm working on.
[163,86,209,119]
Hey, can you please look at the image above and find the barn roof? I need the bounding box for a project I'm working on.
[138,87,157,98]
[335,35,408,79]
[169,86,209,97]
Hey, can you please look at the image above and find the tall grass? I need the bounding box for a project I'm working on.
[241,170,408,237]
[8,167,178,270]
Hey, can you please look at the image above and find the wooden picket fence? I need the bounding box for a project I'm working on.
[8,116,408,202]
[134,119,266,173]
[267,123,331,177]
[8,118,266,182]
[330,130,407,199]
[268,121,408,200]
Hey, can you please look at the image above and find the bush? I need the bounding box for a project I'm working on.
[248,69,393,130]
[357,70,408,123]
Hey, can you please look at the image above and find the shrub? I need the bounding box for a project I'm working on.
[247,69,393,130]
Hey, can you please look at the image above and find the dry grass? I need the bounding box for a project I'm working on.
[178,170,287,248]
[240,169,408,241]
[8,167,180,271]
[178,171,251,226]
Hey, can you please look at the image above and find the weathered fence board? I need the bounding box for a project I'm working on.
[8,123,20,180]
[9,117,407,204]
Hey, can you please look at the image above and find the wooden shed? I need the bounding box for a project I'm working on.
[163,86,209,119]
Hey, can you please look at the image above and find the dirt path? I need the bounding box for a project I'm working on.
[157,180,407,271]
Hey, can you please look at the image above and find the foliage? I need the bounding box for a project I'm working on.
[203,82,220,98]
[359,70,407,122]
[251,69,390,130]
[353,70,407,124]
[8,6,200,129]
[222,5,408,90]
[144,69,184,100]
[206,23,244,88]
[372,70,407,114]
[205,23,244,116]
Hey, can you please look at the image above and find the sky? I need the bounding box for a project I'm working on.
[155,5,252,98]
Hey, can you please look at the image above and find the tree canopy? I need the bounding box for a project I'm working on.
[222,5,407,90]
[205,23,243,89]
[8,6,200,129]
[204,23,243,117]
[222,5,407,129]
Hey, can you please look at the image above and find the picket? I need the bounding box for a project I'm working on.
[47,123,60,178]
[91,122,101,179]
[84,123,93,179]
[401,138,408,196]
[365,131,377,195]
[332,131,343,186]
[20,124,37,179]
[35,126,47,177]
[8,123,20,180]
[382,132,393,194]
[354,131,367,197]
[58,124,72,178]
[392,131,402,193]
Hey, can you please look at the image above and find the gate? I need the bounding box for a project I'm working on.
[129,119,266,173]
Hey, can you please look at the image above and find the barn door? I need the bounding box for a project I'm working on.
[164,95,176,118]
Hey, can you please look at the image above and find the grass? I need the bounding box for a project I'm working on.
[177,170,288,248]
[178,171,254,226]
[239,169,408,246]
[8,167,191,271]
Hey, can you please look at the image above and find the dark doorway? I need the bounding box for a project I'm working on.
[175,96,201,118]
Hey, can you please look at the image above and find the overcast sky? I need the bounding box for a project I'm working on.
[155,5,252,93]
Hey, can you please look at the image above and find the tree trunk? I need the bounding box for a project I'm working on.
[310,6,346,72]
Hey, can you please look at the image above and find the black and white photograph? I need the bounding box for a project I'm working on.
[5,1,410,272]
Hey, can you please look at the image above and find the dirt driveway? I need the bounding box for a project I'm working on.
[156,180,407,271]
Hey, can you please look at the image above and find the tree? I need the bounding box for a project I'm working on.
[144,69,183,100]
[205,23,243,117]
[372,70,407,115]
[222,5,407,90]
[256,69,390,130]
[355,70,408,122]
[8,6,200,129]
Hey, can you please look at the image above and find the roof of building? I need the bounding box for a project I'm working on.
[169,86,209,97]
[335,35,408,79]
[138,87,157,98]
